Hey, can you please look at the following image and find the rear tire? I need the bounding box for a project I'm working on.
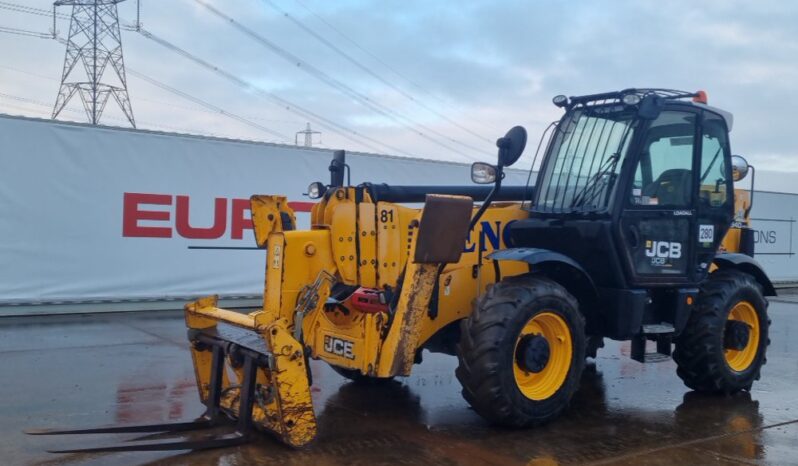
[674,269,770,394]
[456,275,586,427]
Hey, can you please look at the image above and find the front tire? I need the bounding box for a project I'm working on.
[456,275,586,427]
[674,269,770,393]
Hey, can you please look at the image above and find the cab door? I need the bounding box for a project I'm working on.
[694,111,734,280]
[618,109,699,286]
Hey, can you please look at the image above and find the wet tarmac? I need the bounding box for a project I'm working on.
[1,299,797,465]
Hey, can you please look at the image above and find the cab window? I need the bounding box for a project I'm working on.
[699,113,731,207]
[630,111,696,207]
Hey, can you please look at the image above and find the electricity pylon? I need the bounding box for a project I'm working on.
[52,0,135,127]
[295,122,321,147]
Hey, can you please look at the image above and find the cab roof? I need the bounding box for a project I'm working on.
[561,88,734,131]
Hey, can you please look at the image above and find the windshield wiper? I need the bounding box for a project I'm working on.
[700,147,722,183]
[570,152,620,209]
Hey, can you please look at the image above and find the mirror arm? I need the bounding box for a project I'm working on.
[468,164,504,231]
[745,165,755,219]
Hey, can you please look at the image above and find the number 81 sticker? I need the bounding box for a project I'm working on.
[699,224,714,243]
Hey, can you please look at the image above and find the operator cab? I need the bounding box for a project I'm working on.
[506,89,746,342]
[513,89,736,286]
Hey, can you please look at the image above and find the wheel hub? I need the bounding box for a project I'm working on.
[516,334,551,373]
[724,320,750,351]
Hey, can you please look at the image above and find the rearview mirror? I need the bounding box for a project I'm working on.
[496,126,527,167]
[471,162,497,184]
[731,155,750,181]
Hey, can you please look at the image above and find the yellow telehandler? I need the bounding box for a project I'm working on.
[29,89,774,452]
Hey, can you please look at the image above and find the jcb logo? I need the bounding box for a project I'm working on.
[645,240,682,259]
[324,335,354,360]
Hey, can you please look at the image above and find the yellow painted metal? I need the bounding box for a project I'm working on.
[184,296,231,402]
[310,197,326,227]
[725,300,760,372]
[322,187,353,225]
[416,204,528,345]
[185,295,255,328]
[719,189,752,254]
[186,188,544,445]
[250,195,295,247]
[376,262,440,376]
[512,312,573,401]
[262,232,285,323]
[262,229,337,329]
[183,298,317,447]
[376,201,402,288]
[253,319,317,447]
[330,202,358,285]
[357,202,378,288]
[306,308,387,374]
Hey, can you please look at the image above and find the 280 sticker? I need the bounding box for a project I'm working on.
[698,224,714,243]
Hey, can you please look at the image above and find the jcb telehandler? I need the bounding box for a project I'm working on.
[30,89,774,452]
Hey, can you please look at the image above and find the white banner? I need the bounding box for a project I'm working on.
[2,115,796,312]
[749,191,797,281]
[0,115,529,306]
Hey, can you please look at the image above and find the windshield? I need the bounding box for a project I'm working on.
[535,107,638,213]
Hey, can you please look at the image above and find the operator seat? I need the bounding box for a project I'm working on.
[642,168,692,206]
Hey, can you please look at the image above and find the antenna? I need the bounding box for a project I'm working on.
[295,122,321,147]
[52,0,135,127]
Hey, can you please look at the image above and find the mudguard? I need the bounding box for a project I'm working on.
[713,253,777,296]
[487,248,599,305]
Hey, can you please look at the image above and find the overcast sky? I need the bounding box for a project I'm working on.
[1,0,796,170]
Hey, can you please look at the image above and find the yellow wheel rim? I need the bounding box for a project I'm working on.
[724,301,760,372]
[513,312,573,400]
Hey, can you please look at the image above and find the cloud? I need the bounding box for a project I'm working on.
[0,0,796,170]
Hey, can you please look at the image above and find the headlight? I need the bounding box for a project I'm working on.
[471,162,497,184]
[622,93,641,105]
[552,95,569,107]
[307,182,326,199]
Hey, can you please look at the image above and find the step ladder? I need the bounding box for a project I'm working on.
[631,323,675,363]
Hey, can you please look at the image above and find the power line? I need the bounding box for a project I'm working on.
[291,0,503,135]
[201,0,485,159]
[291,0,444,104]
[260,0,493,145]
[0,28,295,143]
[0,25,51,39]
[127,68,290,141]
[135,26,414,156]
[1,1,478,160]
[0,92,65,108]
[0,34,296,145]
[0,23,292,142]
[0,1,69,20]
[0,91,257,139]
[194,0,486,161]
[0,64,57,81]
[0,0,486,140]
[0,63,298,137]
[2,27,418,159]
